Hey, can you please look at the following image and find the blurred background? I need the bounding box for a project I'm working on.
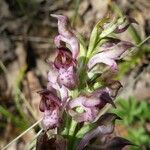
[0,0,150,149]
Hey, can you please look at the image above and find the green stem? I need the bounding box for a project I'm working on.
[61,113,71,136]
[68,120,78,150]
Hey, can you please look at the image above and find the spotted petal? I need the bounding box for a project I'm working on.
[58,66,77,89]
[42,109,60,130]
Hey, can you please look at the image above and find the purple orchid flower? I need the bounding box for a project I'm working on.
[88,40,134,70]
[51,14,79,59]
[68,88,116,123]
[47,47,78,90]
[38,90,62,130]
[77,113,122,150]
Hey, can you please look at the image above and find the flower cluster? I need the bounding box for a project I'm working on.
[37,14,137,150]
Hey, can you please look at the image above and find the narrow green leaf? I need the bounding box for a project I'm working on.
[76,32,87,57]
[87,17,109,57]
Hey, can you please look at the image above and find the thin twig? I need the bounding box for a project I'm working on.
[129,35,150,54]
[2,119,42,150]
[26,129,43,150]
[137,35,150,47]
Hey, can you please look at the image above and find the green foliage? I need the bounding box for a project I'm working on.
[128,127,150,150]
[112,97,150,149]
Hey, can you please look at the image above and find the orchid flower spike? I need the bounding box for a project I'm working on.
[36,14,136,150]
[51,14,79,59]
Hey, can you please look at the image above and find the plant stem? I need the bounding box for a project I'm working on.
[68,120,78,150]
[137,35,150,47]
[2,119,42,150]
[130,35,150,54]
[69,120,78,136]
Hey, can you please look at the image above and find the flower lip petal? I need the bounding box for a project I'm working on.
[42,109,60,130]
[57,66,77,89]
